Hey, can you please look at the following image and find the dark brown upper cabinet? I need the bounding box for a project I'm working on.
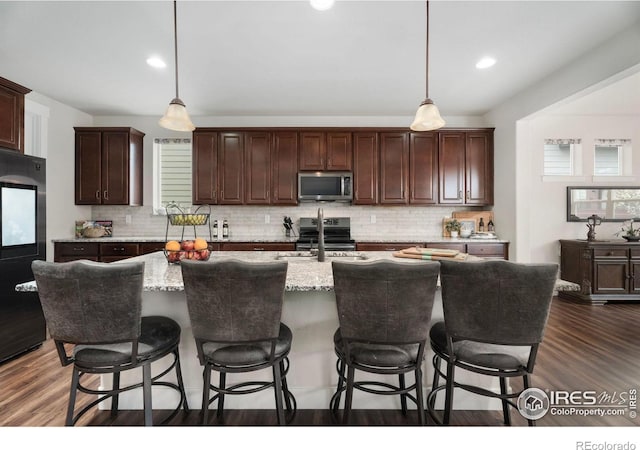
[245,132,272,205]
[379,132,409,204]
[192,131,218,205]
[352,132,378,205]
[409,132,438,204]
[74,127,144,205]
[193,130,299,206]
[299,131,352,171]
[245,131,300,205]
[0,77,31,153]
[271,131,299,205]
[438,130,493,205]
[218,132,244,205]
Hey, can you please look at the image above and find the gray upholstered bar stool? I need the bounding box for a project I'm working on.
[330,259,440,425]
[31,259,188,426]
[180,258,296,425]
[427,259,558,426]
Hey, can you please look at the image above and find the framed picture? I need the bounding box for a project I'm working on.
[459,219,477,233]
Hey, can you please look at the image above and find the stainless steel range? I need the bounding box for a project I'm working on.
[296,217,355,251]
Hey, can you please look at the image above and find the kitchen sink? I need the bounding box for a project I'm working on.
[275,252,368,262]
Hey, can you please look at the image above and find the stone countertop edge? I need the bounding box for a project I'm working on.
[51,237,300,243]
[52,237,509,244]
[16,250,578,294]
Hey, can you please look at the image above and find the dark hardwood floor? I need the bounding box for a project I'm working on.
[1,297,639,428]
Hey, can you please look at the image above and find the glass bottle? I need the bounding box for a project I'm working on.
[478,218,485,232]
[487,220,495,232]
[212,220,219,240]
[222,220,229,239]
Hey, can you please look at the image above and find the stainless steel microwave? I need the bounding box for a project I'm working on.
[298,172,352,202]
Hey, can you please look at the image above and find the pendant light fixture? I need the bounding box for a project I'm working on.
[159,0,195,132]
[410,1,445,132]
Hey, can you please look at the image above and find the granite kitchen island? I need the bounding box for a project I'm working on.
[17,250,578,411]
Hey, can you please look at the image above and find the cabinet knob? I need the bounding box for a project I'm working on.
[104,190,109,200]
[466,190,470,200]
[95,190,100,200]
[458,190,462,199]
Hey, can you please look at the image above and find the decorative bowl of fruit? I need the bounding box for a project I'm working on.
[164,238,210,264]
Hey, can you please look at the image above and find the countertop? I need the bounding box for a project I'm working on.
[52,236,510,244]
[17,250,577,294]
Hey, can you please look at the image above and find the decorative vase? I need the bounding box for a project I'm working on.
[622,235,640,242]
[450,231,459,238]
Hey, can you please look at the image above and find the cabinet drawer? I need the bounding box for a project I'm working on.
[630,248,640,259]
[99,243,139,257]
[55,243,100,257]
[356,243,422,252]
[466,243,507,258]
[425,242,466,253]
[220,242,295,251]
[139,242,166,255]
[593,247,628,259]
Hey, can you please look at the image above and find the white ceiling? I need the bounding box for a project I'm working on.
[1,0,639,118]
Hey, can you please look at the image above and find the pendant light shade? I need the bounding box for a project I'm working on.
[159,1,195,132]
[410,99,445,131]
[410,1,445,132]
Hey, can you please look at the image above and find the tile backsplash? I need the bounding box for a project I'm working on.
[89,204,491,241]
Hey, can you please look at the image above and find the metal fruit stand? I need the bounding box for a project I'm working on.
[164,202,213,263]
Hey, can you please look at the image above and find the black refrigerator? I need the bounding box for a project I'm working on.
[0,147,46,363]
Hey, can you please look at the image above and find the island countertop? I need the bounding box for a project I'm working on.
[16,250,579,294]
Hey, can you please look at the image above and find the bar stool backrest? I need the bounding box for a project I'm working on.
[439,259,559,346]
[32,259,144,346]
[332,260,440,345]
[181,259,288,343]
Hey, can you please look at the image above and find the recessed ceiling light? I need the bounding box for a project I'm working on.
[310,0,335,11]
[476,57,496,69]
[146,57,167,69]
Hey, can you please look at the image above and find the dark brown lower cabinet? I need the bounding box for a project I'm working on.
[559,239,640,304]
[355,242,508,259]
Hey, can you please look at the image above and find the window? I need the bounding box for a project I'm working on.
[543,139,580,176]
[153,138,192,213]
[594,139,631,176]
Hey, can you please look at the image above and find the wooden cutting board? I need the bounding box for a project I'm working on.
[401,247,460,257]
[393,251,468,261]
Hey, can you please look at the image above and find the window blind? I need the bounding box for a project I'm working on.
[155,138,192,206]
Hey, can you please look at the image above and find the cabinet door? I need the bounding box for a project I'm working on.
[192,131,218,204]
[409,132,438,204]
[352,132,378,205]
[592,259,629,294]
[218,132,244,204]
[272,132,298,205]
[101,131,130,205]
[299,132,325,170]
[245,132,272,205]
[379,132,408,204]
[438,132,465,204]
[75,131,102,204]
[466,131,493,205]
[0,84,25,152]
[326,132,352,171]
[139,242,167,255]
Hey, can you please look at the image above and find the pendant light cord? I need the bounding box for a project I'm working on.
[173,0,179,99]
[425,1,430,100]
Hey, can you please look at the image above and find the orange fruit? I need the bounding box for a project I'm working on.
[165,240,180,252]
[194,238,208,251]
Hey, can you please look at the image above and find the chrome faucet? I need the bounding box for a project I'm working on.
[317,207,325,262]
